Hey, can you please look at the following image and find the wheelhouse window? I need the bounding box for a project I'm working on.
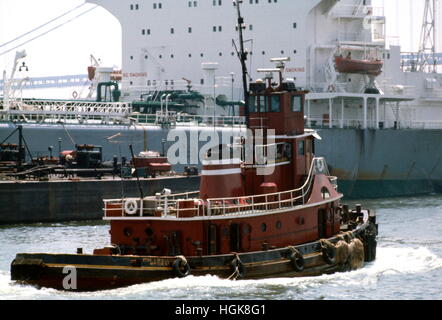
[258,95,266,112]
[270,95,281,112]
[298,140,305,156]
[249,95,257,112]
[292,95,303,112]
[255,142,292,165]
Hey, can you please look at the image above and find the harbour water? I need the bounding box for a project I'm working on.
[0,195,441,300]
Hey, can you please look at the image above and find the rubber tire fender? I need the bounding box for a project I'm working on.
[321,243,337,265]
[173,256,191,278]
[230,255,246,279]
[289,247,305,272]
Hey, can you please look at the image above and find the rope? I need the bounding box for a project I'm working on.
[0,5,98,57]
[0,3,87,49]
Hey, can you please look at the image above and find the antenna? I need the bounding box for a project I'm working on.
[417,0,437,72]
[233,0,250,127]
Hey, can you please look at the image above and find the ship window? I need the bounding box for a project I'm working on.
[170,28,174,34]
[123,227,132,237]
[298,140,305,156]
[281,50,285,55]
[249,96,256,112]
[147,29,151,35]
[130,56,134,60]
[145,228,153,236]
[249,25,253,31]
[200,79,204,85]
[213,26,217,32]
[262,51,265,55]
[218,26,222,32]
[188,53,192,58]
[270,95,280,112]
[170,54,174,59]
[276,221,282,229]
[159,3,162,9]
[292,95,302,112]
[293,22,297,29]
[188,27,192,33]
[135,4,139,10]
[219,52,222,56]
[153,3,156,9]
[258,95,267,112]
[189,1,192,7]
[321,187,331,200]
[142,29,145,35]
[261,223,267,232]
[194,1,197,7]
[200,53,204,57]
[144,55,148,59]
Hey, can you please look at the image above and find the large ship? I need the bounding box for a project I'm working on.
[1,0,442,199]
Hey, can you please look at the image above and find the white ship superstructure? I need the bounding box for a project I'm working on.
[87,0,442,129]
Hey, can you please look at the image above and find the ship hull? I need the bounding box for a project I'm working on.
[314,128,442,199]
[10,219,377,291]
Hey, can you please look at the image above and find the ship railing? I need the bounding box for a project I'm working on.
[307,117,442,130]
[2,99,132,115]
[103,158,335,219]
[103,190,202,218]
[332,4,384,18]
[338,31,383,44]
[130,113,246,127]
[205,157,331,217]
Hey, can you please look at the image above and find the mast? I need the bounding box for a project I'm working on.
[233,0,250,127]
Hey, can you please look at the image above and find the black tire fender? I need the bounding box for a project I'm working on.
[173,255,191,278]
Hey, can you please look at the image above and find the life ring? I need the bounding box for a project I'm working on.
[173,255,191,278]
[320,240,337,265]
[124,199,138,216]
[72,91,78,99]
[288,246,304,272]
[230,254,245,279]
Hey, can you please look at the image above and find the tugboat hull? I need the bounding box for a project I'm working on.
[11,218,377,291]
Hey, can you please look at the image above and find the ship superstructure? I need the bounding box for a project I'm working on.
[1,0,442,200]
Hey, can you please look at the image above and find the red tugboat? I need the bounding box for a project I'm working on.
[10,1,377,291]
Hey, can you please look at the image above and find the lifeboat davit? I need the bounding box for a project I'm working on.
[335,56,383,76]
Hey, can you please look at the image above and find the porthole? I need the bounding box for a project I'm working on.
[123,227,133,237]
[145,227,153,236]
[261,223,267,232]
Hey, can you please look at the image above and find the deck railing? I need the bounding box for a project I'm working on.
[103,157,337,219]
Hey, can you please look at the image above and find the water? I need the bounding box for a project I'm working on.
[0,195,441,300]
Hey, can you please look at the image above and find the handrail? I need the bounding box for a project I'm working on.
[206,157,330,216]
[103,157,336,219]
